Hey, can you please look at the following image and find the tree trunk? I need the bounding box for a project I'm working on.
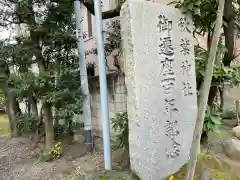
[223,0,234,67]
[207,32,212,53]
[43,103,54,149]
[206,30,219,110]
[37,60,54,149]
[31,96,38,116]
[27,98,31,115]
[0,58,21,136]
[4,86,21,137]
[28,95,38,116]
[15,98,21,115]
[207,0,234,111]
[219,87,224,110]
[236,100,240,125]
[207,86,218,107]
[7,91,20,137]
[200,131,208,146]
[4,90,13,134]
[185,0,225,179]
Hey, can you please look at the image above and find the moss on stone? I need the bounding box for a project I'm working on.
[169,153,238,180]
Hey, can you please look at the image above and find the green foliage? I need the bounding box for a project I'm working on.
[111,111,129,150]
[53,120,83,140]
[54,124,69,138]
[169,0,238,33]
[51,142,62,159]
[203,106,222,134]
[170,0,240,33]
[40,142,62,162]
[169,0,219,35]
[86,19,122,59]
[104,19,122,56]
[56,99,83,121]
[195,44,240,90]
[8,72,38,101]
[171,0,240,111]
[196,46,225,134]
[0,0,85,141]
[71,121,84,133]
[55,97,83,137]
[179,0,240,138]
[16,114,38,134]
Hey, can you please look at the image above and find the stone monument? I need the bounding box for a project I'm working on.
[120,0,197,179]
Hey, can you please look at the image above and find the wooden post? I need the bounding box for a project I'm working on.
[236,100,240,125]
[185,0,225,179]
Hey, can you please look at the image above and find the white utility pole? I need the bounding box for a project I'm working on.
[74,1,93,152]
[93,0,112,170]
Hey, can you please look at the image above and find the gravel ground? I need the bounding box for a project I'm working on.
[0,136,86,180]
[0,136,130,180]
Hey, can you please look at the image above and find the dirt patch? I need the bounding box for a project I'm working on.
[0,136,88,180]
[207,125,240,178]
[0,135,130,180]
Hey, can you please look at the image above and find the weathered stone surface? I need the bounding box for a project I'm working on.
[232,126,240,138]
[225,85,240,101]
[121,0,197,179]
[223,83,240,111]
[223,119,238,127]
[73,134,85,143]
[222,139,240,160]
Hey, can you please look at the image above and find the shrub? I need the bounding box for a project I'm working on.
[111,111,129,150]
[53,121,84,140]
[71,121,84,133]
[40,142,62,162]
[203,106,222,134]
[54,123,69,140]
[17,114,38,134]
